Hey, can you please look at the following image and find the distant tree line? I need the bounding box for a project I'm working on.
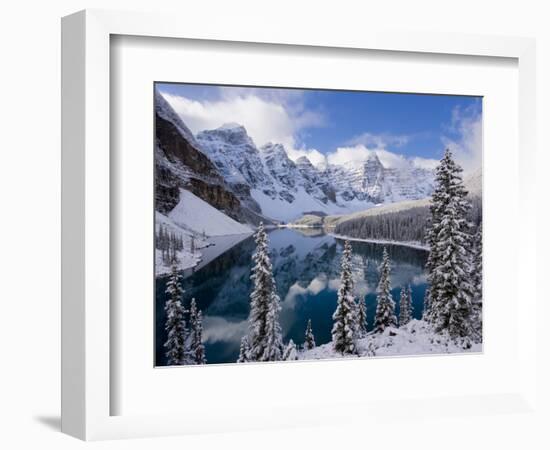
[334,196,481,245]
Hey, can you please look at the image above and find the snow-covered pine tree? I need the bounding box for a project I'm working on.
[237,336,250,363]
[471,224,483,341]
[188,298,206,364]
[399,287,408,327]
[247,222,284,362]
[357,297,368,337]
[406,284,414,321]
[373,247,397,333]
[399,285,414,326]
[283,340,298,361]
[304,319,316,350]
[422,287,432,320]
[331,240,358,354]
[164,261,187,365]
[424,149,475,341]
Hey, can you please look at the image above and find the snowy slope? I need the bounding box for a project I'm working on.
[168,189,253,236]
[300,320,481,360]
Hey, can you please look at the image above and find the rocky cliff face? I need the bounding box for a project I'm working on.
[155,92,265,224]
[295,156,336,203]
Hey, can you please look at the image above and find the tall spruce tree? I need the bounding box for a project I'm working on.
[425,149,475,341]
[164,261,187,365]
[357,297,368,337]
[399,285,414,326]
[422,288,432,320]
[247,223,284,362]
[471,224,483,341]
[373,247,397,333]
[407,285,414,321]
[332,240,358,354]
[399,287,409,327]
[188,298,206,364]
[304,319,316,350]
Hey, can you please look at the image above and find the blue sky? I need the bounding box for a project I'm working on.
[157,83,482,172]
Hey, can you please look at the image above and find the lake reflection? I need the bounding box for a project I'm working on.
[155,228,428,365]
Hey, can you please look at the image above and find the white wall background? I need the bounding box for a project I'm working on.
[0,1,547,449]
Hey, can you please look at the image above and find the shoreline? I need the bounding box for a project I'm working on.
[156,231,254,277]
[328,232,429,251]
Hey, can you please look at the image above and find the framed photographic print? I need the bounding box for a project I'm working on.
[62,9,538,441]
[153,83,483,367]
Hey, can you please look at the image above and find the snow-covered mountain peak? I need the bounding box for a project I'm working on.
[196,125,272,189]
[218,122,244,130]
[295,155,315,169]
[197,123,254,147]
[366,151,382,163]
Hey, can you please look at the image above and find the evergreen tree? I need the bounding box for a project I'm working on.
[188,298,206,364]
[422,287,432,320]
[424,149,475,341]
[247,223,284,362]
[237,336,250,363]
[304,319,316,350]
[283,339,298,361]
[164,261,187,365]
[331,240,358,354]
[471,224,483,341]
[407,285,414,321]
[373,247,397,333]
[399,287,408,327]
[357,297,368,337]
[399,285,414,326]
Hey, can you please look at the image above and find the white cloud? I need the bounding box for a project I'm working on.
[285,147,327,167]
[347,132,410,148]
[326,145,427,170]
[326,145,370,167]
[411,157,439,170]
[441,104,482,174]
[160,90,324,163]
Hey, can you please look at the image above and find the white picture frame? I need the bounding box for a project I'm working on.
[61,9,537,441]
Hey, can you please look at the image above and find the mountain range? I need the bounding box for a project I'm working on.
[155,91,436,224]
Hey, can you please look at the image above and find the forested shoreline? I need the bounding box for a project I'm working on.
[334,195,481,245]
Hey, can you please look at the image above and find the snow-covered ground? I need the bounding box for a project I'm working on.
[300,320,481,360]
[156,189,254,276]
[169,189,252,236]
[327,232,429,251]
